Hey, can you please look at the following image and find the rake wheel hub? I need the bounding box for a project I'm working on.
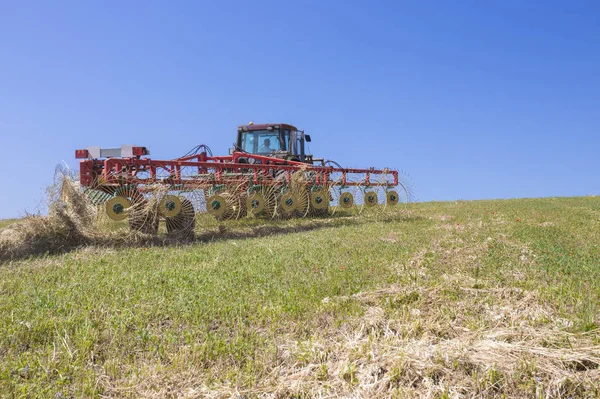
[339,192,354,209]
[310,189,329,210]
[105,196,131,221]
[281,192,298,213]
[364,191,378,207]
[386,190,399,206]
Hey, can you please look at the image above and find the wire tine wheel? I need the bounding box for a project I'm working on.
[308,183,331,217]
[159,185,204,238]
[327,168,368,215]
[79,177,120,232]
[100,187,158,235]
[378,170,405,218]
[373,172,393,218]
[275,186,297,220]
[393,171,415,211]
[288,170,311,218]
[231,182,248,219]
[83,174,152,234]
[374,170,413,214]
[206,183,246,221]
[322,160,360,217]
[274,171,303,220]
[269,170,306,219]
[126,185,161,235]
[358,180,386,219]
[301,169,330,217]
[328,175,360,216]
[246,179,278,219]
[270,169,293,219]
[323,162,341,216]
[82,176,115,207]
[353,179,372,215]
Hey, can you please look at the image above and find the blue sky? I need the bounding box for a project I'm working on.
[0,1,598,218]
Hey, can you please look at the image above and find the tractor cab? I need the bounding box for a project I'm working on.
[233,122,313,163]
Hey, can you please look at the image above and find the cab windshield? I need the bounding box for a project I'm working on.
[240,129,290,154]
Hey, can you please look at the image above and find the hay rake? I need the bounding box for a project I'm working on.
[73,123,411,236]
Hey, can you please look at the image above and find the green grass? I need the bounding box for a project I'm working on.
[0,219,18,230]
[1,197,600,397]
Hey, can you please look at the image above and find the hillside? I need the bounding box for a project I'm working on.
[0,219,18,230]
[1,197,599,398]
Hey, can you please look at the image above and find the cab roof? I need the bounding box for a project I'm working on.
[237,123,298,132]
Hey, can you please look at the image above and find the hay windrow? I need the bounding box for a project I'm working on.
[0,174,95,261]
[0,176,163,262]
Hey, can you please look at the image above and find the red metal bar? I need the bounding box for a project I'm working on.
[81,156,398,189]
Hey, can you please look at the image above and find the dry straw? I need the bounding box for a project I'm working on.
[0,175,164,262]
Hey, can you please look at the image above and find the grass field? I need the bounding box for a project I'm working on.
[1,197,599,398]
[0,219,18,230]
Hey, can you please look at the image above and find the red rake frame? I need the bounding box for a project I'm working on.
[79,153,399,191]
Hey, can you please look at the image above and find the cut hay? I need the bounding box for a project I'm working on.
[94,285,600,398]
[0,175,158,262]
[0,175,96,261]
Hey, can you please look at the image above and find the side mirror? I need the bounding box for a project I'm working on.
[305,134,311,142]
[229,148,235,155]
